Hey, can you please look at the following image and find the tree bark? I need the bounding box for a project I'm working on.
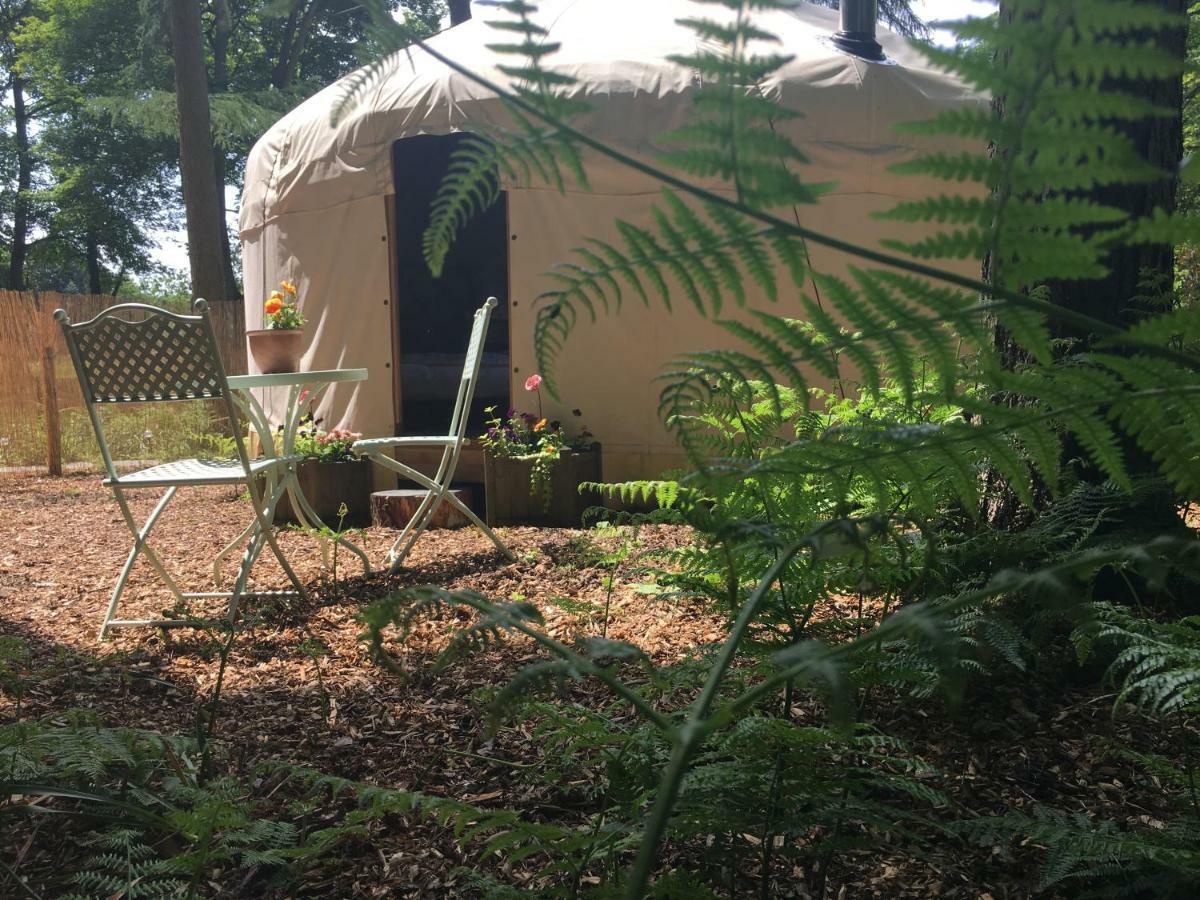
[167,0,237,302]
[85,230,102,295]
[209,0,240,300]
[8,72,32,291]
[1040,1,1184,346]
[984,0,1188,530]
[273,4,303,89]
[272,0,326,90]
[989,0,1185,354]
[448,0,471,26]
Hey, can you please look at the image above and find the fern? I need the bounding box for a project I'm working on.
[329,1,1200,896]
[961,805,1200,897]
[63,829,186,900]
[1087,604,1200,718]
[0,719,324,896]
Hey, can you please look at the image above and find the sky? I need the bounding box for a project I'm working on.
[148,0,997,275]
[912,0,995,43]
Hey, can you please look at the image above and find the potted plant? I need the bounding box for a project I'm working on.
[275,420,373,527]
[247,279,305,373]
[480,373,601,527]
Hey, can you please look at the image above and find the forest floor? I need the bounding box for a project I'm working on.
[0,474,1187,898]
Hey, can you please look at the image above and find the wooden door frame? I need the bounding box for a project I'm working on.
[384,169,513,438]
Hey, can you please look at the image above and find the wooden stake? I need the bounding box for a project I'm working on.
[41,343,61,476]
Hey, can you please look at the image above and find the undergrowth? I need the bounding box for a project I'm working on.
[6,0,1200,896]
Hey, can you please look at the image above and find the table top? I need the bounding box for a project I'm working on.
[227,368,368,390]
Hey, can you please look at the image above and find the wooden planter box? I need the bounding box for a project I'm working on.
[484,444,603,527]
[274,458,374,527]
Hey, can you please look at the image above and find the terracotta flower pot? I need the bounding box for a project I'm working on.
[246,328,304,374]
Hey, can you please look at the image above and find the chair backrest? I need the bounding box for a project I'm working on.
[55,300,247,480]
[57,301,226,404]
[446,297,499,442]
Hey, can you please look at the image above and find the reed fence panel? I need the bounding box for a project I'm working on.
[0,292,246,476]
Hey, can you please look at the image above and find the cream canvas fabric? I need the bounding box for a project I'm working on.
[239,0,985,483]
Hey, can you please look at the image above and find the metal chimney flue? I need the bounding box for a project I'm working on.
[831,0,886,62]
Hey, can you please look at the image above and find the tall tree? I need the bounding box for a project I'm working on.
[984,0,1188,530]
[7,68,31,289]
[15,0,177,293]
[0,0,444,295]
[166,0,237,301]
[1,1,34,290]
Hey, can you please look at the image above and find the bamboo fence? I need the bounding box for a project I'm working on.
[0,291,246,476]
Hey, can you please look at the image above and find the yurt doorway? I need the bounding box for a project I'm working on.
[391,133,509,435]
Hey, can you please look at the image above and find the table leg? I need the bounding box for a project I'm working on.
[286,478,373,575]
[217,388,286,589]
[233,380,372,577]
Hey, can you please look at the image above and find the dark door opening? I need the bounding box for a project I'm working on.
[392,133,509,436]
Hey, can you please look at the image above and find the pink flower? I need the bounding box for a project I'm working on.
[298,388,310,404]
[524,373,543,392]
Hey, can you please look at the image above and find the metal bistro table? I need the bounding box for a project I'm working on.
[215,368,372,581]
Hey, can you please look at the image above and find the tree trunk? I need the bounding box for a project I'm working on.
[1036,1,1184,347]
[8,72,32,291]
[448,0,471,26]
[984,0,1188,530]
[209,0,240,300]
[984,1,1190,564]
[85,231,102,295]
[272,4,302,89]
[167,0,235,303]
[272,0,326,90]
[989,0,1185,354]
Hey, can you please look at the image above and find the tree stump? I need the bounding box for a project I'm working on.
[369,488,472,530]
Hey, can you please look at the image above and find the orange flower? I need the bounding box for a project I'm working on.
[264,296,283,315]
[280,279,298,296]
[533,418,548,432]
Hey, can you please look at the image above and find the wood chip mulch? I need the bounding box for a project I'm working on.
[0,474,1189,898]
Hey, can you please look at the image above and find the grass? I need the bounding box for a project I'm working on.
[0,401,232,470]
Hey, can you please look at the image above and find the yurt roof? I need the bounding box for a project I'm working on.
[239,0,981,234]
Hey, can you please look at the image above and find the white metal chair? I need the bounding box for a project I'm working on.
[56,299,308,640]
[352,297,514,572]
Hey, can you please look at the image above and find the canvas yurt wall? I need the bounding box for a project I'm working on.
[239,0,985,486]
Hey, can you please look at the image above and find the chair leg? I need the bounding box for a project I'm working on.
[226,531,265,622]
[214,474,287,589]
[214,516,257,589]
[361,450,515,572]
[387,485,514,573]
[438,490,515,561]
[248,469,309,601]
[101,487,183,641]
[384,485,442,570]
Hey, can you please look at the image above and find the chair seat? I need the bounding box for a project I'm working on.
[104,456,301,488]
[353,435,461,455]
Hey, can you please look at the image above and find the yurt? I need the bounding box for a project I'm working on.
[238,0,982,487]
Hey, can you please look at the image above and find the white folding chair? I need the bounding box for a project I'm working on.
[56,299,308,640]
[353,297,514,572]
